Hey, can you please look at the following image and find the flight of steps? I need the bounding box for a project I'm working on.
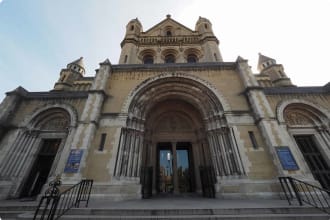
[1,199,329,220]
[34,207,330,219]
[0,201,37,220]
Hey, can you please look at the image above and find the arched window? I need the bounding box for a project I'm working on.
[130,25,134,31]
[124,55,128,63]
[187,54,198,63]
[143,55,154,64]
[166,30,172,36]
[165,54,175,63]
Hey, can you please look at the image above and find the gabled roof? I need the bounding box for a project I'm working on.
[143,14,195,35]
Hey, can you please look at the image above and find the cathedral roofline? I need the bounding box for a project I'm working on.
[6,89,89,99]
[143,15,195,34]
[264,85,330,95]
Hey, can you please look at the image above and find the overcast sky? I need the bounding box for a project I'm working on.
[0,0,329,102]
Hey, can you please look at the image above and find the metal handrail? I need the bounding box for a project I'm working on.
[279,176,330,214]
[33,178,93,220]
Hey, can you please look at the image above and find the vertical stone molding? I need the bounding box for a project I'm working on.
[237,58,294,176]
[114,128,143,179]
[66,60,112,179]
[207,128,244,178]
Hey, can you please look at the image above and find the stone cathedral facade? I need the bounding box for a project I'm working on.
[0,15,330,200]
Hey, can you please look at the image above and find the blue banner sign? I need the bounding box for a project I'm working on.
[64,149,83,173]
[276,146,299,170]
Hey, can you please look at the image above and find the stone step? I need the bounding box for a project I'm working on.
[0,210,25,219]
[0,206,36,211]
[15,207,329,220]
[2,198,330,220]
[18,213,330,220]
[65,207,324,215]
[0,201,37,220]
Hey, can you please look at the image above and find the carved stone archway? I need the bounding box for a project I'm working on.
[281,102,330,189]
[0,106,76,198]
[114,74,245,193]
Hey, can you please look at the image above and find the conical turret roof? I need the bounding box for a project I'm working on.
[67,57,85,69]
[66,57,85,75]
[257,53,276,71]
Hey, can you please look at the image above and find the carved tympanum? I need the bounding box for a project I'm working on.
[284,110,313,126]
[40,117,69,130]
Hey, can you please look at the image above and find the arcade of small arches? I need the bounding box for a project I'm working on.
[139,48,202,64]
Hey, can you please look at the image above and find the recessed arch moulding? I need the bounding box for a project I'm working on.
[276,99,330,181]
[114,72,245,182]
[0,104,78,198]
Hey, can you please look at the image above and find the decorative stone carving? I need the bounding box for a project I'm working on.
[40,117,69,130]
[155,115,191,132]
[284,110,313,126]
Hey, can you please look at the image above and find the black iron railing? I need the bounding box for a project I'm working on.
[199,166,216,198]
[279,176,330,214]
[33,177,93,220]
[141,166,153,198]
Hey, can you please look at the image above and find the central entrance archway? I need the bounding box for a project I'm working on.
[114,74,245,198]
[144,99,204,195]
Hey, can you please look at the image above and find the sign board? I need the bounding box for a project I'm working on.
[64,149,83,173]
[276,146,299,170]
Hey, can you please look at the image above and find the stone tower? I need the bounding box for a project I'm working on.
[53,57,85,90]
[119,15,222,64]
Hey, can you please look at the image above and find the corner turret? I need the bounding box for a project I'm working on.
[258,53,294,87]
[119,18,143,64]
[67,57,85,75]
[195,16,222,62]
[53,57,85,91]
[125,18,142,37]
[195,16,214,36]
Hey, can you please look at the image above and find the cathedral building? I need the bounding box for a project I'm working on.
[0,15,329,200]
